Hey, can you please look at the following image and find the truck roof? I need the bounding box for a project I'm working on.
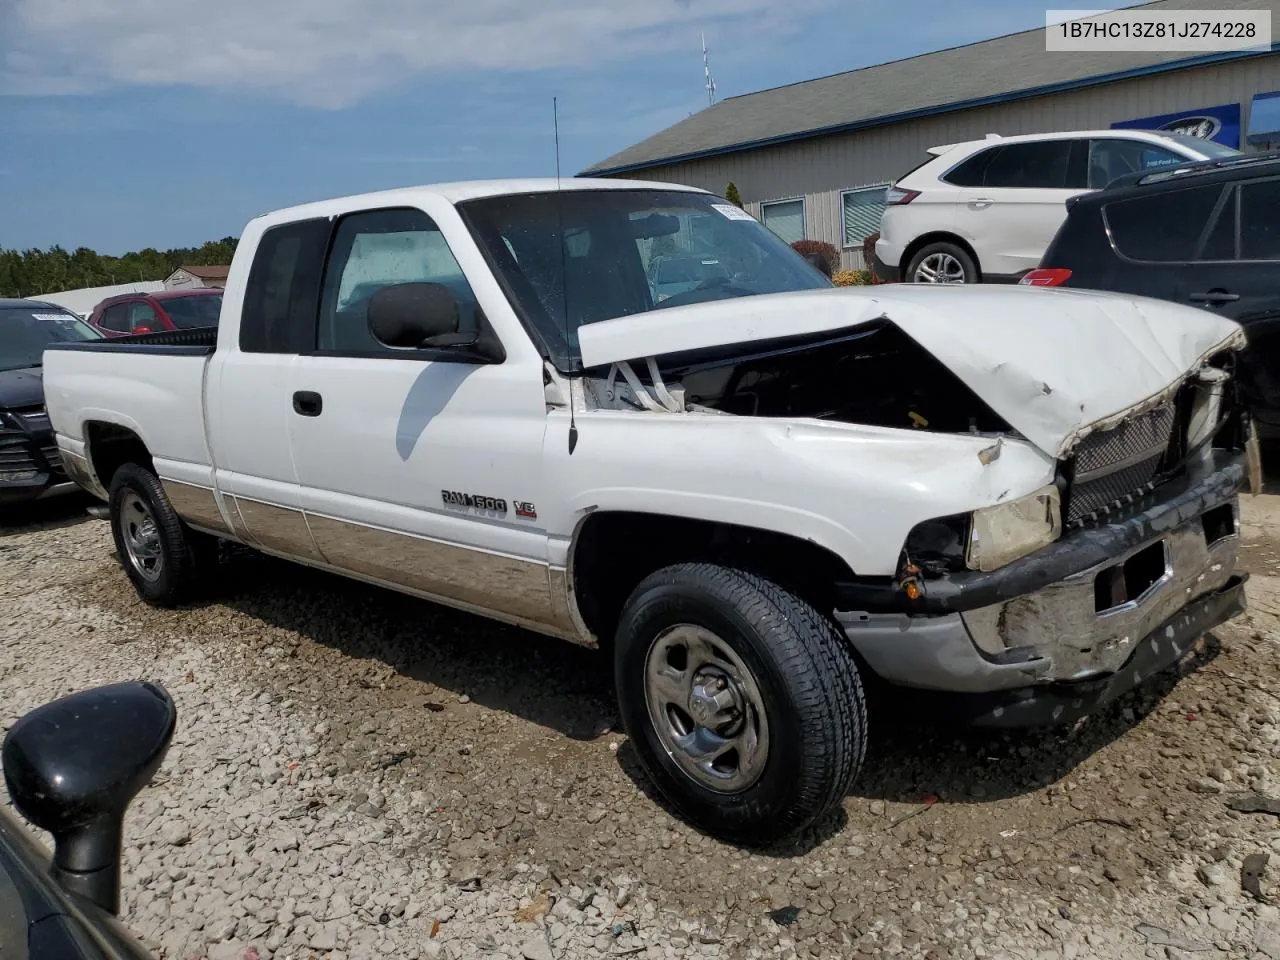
[250,177,708,229]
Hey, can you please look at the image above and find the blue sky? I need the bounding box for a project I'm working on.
[2,0,1087,254]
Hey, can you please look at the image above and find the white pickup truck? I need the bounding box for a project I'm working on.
[43,178,1252,843]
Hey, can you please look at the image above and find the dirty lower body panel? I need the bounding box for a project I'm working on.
[837,454,1248,727]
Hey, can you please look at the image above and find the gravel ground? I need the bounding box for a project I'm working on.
[1,484,1279,960]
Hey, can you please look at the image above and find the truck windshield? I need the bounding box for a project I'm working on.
[0,307,99,371]
[459,189,831,371]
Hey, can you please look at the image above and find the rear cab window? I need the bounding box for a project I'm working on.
[240,219,330,353]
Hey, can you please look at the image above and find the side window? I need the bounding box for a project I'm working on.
[1088,139,1186,189]
[1200,187,1237,261]
[941,147,998,187]
[241,218,330,354]
[100,303,131,332]
[1103,185,1225,262]
[982,141,1073,189]
[1240,178,1280,260]
[128,302,158,331]
[317,208,478,355]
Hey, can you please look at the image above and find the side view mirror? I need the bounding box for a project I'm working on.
[368,282,471,349]
[802,252,833,279]
[2,681,176,915]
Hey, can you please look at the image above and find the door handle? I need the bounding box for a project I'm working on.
[1188,290,1240,305]
[292,391,323,417]
[968,198,995,209]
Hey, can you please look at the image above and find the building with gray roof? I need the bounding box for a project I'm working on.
[584,0,1280,271]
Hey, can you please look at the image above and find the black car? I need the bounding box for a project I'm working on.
[1024,152,1280,438]
[0,300,101,506]
[1,682,174,959]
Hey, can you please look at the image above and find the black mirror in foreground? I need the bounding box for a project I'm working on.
[368,281,469,349]
[802,252,834,279]
[2,681,176,915]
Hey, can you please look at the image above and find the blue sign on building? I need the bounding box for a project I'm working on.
[1247,91,1280,147]
[1111,102,1242,149]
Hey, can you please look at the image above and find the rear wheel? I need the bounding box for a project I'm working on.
[906,242,978,284]
[613,563,867,844]
[108,463,216,607]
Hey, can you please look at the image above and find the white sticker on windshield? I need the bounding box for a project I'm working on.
[32,313,76,324]
[711,203,758,222]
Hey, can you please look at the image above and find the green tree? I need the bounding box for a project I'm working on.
[725,182,744,208]
[0,237,240,298]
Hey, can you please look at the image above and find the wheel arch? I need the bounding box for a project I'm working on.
[84,420,154,494]
[567,509,860,648]
[900,232,982,280]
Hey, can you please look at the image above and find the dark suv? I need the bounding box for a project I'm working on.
[1023,152,1280,438]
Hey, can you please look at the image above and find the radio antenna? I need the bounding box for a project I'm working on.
[555,96,579,455]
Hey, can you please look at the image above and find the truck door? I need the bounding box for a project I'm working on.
[205,217,329,561]
[284,205,559,631]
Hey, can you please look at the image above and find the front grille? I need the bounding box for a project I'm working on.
[40,443,63,475]
[0,441,37,475]
[1065,402,1178,526]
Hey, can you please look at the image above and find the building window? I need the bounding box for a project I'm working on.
[760,198,805,244]
[841,184,889,248]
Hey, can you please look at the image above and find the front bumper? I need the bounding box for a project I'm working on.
[0,426,73,506]
[837,450,1248,725]
[872,251,902,284]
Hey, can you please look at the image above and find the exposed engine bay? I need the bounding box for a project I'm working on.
[584,320,1015,436]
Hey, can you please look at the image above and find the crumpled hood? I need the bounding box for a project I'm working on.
[576,284,1246,458]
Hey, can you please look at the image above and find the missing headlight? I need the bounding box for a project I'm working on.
[904,514,969,577]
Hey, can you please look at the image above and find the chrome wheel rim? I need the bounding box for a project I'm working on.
[914,252,967,283]
[643,624,770,794]
[120,491,163,582]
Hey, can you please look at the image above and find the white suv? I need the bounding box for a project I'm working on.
[873,130,1240,285]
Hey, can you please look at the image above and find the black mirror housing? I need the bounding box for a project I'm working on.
[368,282,463,349]
[2,681,176,915]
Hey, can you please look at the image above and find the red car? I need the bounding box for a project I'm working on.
[87,288,223,337]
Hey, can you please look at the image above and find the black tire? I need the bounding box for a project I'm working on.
[108,463,216,607]
[613,563,867,844]
[905,241,979,284]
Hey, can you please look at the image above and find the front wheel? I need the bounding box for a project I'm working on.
[905,242,978,284]
[108,463,216,607]
[613,563,867,844]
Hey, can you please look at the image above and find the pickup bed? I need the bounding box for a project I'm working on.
[43,178,1252,843]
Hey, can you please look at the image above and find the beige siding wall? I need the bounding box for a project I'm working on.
[618,57,1280,271]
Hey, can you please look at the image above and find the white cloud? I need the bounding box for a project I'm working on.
[0,0,834,108]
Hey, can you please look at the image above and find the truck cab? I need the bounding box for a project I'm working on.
[41,178,1252,844]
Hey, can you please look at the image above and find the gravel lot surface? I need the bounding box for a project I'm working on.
[1,484,1279,960]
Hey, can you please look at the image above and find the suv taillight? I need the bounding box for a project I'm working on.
[884,186,920,205]
[1019,268,1072,287]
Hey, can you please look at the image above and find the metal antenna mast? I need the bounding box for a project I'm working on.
[702,33,717,107]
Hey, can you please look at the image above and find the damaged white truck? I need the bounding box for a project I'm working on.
[42,179,1251,843]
